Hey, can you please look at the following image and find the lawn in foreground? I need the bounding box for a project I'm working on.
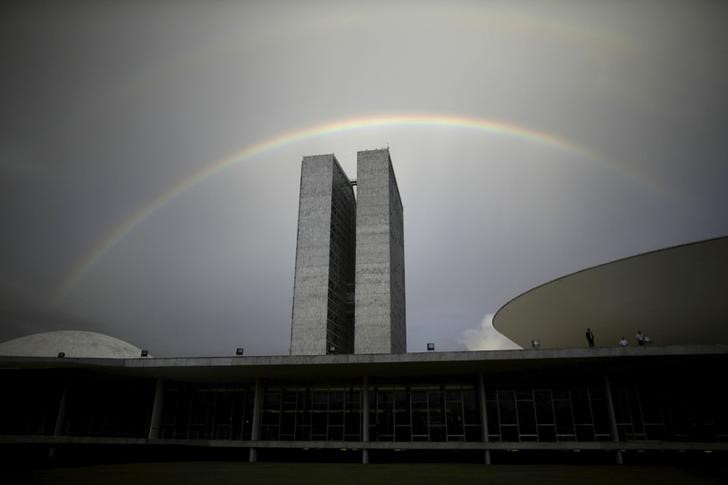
[5,462,726,485]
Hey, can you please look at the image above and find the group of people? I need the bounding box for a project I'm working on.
[585,328,651,348]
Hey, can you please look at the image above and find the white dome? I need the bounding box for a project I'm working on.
[0,330,146,358]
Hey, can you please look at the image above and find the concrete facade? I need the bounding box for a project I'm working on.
[290,155,356,355]
[355,149,406,354]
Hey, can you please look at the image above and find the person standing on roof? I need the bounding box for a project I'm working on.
[585,328,595,348]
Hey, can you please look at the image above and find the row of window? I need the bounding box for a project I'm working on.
[3,374,727,443]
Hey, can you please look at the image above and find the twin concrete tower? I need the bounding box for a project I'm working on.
[290,149,406,355]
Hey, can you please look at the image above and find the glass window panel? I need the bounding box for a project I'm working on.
[394,426,411,441]
[428,391,443,408]
[486,401,499,432]
[329,426,344,441]
[412,412,428,436]
[296,426,311,440]
[613,389,632,425]
[462,390,479,425]
[329,411,344,426]
[535,391,554,424]
[368,424,378,441]
[283,390,298,405]
[264,392,281,410]
[538,425,556,442]
[312,412,326,436]
[329,391,345,410]
[501,425,518,441]
[554,399,574,434]
[297,392,311,410]
[262,425,278,440]
[464,425,481,442]
[644,424,665,440]
[628,391,644,432]
[347,391,361,411]
[428,391,444,425]
[572,392,592,424]
[575,424,594,441]
[446,401,464,435]
[517,401,536,434]
[590,398,611,435]
[378,390,393,404]
[498,391,517,425]
[262,410,279,426]
[639,389,663,423]
[313,391,328,411]
[296,407,311,426]
[429,425,445,441]
[394,391,409,409]
[412,400,428,413]
[411,390,427,403]
[280,412,295,435]
[345,411,360,435]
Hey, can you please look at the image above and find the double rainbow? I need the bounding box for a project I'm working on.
[56,113,597,299]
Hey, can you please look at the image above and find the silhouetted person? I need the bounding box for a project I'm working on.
[636,330,645,346]
[619,337,629,347]
[585,328,595,348]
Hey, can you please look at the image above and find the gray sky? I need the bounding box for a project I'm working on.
[2,1,727,356]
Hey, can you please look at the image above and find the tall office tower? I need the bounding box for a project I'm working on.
[290,154,356,355]
[355,149,406,354]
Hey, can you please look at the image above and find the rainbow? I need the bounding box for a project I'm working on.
[55,113,598,299]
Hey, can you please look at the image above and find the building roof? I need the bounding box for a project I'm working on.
[2,345,726,383]
[493,236,728,349]
[0,330,145,359]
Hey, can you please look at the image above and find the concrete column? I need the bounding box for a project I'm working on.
[148,379,165,439]
[478,373,491,465]
[603,371,623,465]
[362,375,370,464]
[53,379,70,437]
[249,377,263,463]
[49,378,71,458]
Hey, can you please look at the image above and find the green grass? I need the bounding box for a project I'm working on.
[5,462,726,485]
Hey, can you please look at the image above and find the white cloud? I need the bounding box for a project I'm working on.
[460,313,522,351]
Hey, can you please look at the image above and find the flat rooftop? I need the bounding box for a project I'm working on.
[2,345,726,383]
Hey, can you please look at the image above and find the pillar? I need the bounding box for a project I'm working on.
[49,378,70,458]
[249,377,263,463]
[53,380,70,437]
[603,371,623,465]
[478,373,491,465]
[148,379,164,439]
[362,375,370,464]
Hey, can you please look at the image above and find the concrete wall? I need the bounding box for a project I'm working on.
[355,149,406,354]
[290,155,335,355]
[290,155,356,355]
